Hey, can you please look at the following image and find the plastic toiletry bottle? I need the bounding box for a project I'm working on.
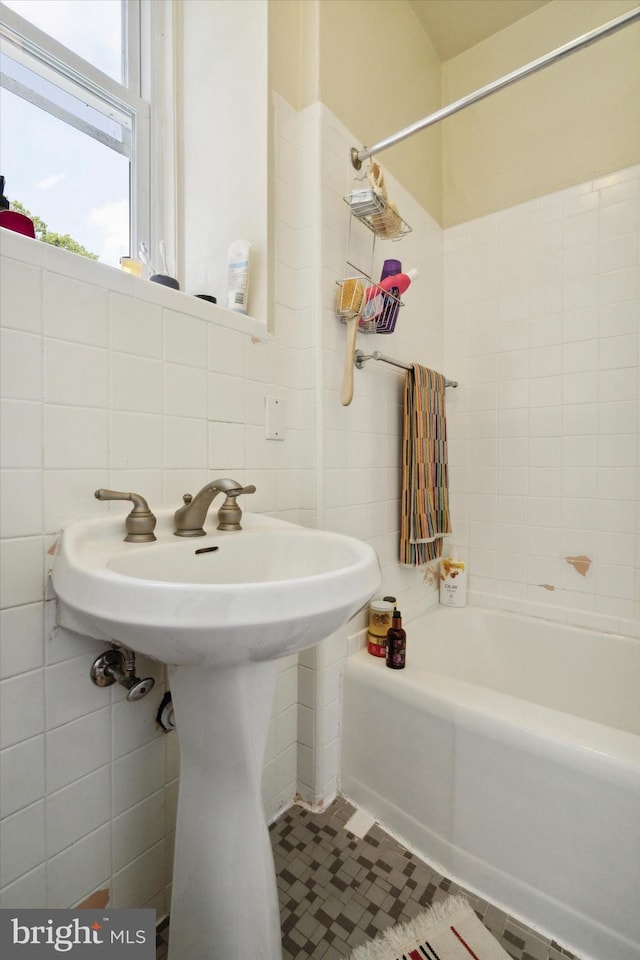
[367,600,394,657]
[385,610,406,670]
[380,259,401,282]
[227,239,251,314]
[0,176,36,238]
[362,268,418,323]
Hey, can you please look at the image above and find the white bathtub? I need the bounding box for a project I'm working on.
[340,605,640,960]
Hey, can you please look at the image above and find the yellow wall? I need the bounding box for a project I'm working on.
[270,0,640,228]
[441,0,640,226]
[270,0,443,225]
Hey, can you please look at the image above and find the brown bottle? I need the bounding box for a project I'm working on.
[385,610,406,670]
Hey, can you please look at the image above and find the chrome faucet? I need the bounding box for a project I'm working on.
[174,478,256,537]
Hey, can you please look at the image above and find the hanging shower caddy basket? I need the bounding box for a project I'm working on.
[336,166,412,334]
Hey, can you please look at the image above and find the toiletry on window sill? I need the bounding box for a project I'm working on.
[227,239,251,314]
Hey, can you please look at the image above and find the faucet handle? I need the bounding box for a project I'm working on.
[216,484,256,531]
[95,489,157,543]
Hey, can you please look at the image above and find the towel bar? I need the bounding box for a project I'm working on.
[354,350,458,388]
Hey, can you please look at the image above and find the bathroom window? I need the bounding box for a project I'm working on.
[0,0,151,265]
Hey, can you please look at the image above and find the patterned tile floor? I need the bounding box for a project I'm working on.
[156,796,580,960]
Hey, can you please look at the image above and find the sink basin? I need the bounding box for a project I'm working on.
[52,506,380,960]
[52,510,380,666]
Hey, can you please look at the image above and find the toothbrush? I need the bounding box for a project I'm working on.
[138,241,154,275]
[159,240,170,276]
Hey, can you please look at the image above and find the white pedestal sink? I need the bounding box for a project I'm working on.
[51,510,380,959]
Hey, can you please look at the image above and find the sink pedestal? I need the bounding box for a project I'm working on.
[167,660,282,960]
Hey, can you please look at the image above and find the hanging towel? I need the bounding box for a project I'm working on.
[400,364,451,565]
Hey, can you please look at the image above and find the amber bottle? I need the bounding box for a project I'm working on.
[385,610,406,670]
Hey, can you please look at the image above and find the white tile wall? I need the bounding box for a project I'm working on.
[0,106,311,912]
[444,165,640,635]
[2,85,637,919]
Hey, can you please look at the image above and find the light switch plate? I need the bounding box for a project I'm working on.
[265,395,285,440]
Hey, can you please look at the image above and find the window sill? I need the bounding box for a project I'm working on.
[0,230,270,339]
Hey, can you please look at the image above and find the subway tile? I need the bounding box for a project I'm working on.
[1,400,42,468]
[112,739,165,817]
[598,367,637,402]
[0,537,45,608]
[276,664,298,713]
[46,765,111,858]
[113,790,165,874]
[599,199,639,241]
[0,603,44,679]
[562,402,598,436]
[0,471,43,538]
[0,735,45,818]
[562,435,597,467]
[0,800,45,888]
[44,406,108,469]
[110,353,164,413]
[208,371,246,423]
[46,707,111,794]
[45,654,112,729]
[46,823,111,909]
[164,310,208,368]
[163,416,208,470]
[0,330,42,399]
[164,363,207,419]
[528,376,560,407]
[43,273,109,347]
[109,411,163,469]
[42,469,105,534]
[529,345,562,378]
[562,371,598,404]
[44,340,109,407]
[598,234,638,273]
[598,334,638,370]
[0,257,42,333]
[597,400,637,435]
[109,293,163,358]
[562,339,598,374]
[597,466,636,501]
[529,497,561,529]
[562,466,597,499]
[596,531,635,566]
[597,499,635,534]
[0,863,46,909]
[562,306,598,342]
[598,299,638,338]
[529,438,561,467]
[597,434,637,467]
[598,266,639,305]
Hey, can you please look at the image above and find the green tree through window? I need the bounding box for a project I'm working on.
[10,200,98,259]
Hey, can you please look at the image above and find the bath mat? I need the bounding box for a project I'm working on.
[348,894,511,960]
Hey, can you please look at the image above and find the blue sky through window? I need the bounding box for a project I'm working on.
[1,0,131,264]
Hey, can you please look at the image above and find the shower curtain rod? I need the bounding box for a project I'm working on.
[354,349,458,388]
[351,6,640,169]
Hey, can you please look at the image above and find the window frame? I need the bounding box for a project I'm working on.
[0,0,152,261]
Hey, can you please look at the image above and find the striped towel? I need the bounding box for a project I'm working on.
[400,364,451,565]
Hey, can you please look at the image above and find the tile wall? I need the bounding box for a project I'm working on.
[0,94,312,912]
[295,105,445,808]
[2,87,636,922]
[443,164,639,637]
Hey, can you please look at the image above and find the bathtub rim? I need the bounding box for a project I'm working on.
[344,648,640,788]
